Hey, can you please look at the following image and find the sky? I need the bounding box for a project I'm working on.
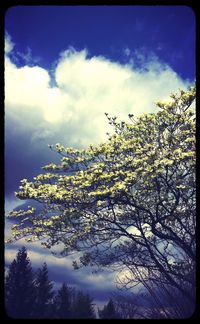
[5,5,196,309]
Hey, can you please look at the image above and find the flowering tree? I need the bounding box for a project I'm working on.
[7,86,196,313]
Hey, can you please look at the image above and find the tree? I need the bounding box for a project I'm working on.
[140,280,196,318]
[99,298,120,319]
[54,283,72,318]
[54,285,95,319]
[7,86,196,317]
[72,291,96,318]
[5,247,36,318]
[110,293,140,319]
[32,262,54,318]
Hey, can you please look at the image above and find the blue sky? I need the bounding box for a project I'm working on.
[6,6,195,79]
[5,5,195,308]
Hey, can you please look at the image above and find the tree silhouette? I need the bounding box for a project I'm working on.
[54,283,72,318]
[111,293,140,319]
[5,248,99,319]
[72,291,96,318]
[5,246,35,318]
[99,298,120,319]
[32,262,54,318]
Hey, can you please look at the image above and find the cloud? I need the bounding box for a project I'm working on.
[5,32,14,54]
[5,35,192,149]
[16,47,41,65]
[5,237,117,303]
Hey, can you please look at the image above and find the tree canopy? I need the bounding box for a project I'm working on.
[7,86,196,313]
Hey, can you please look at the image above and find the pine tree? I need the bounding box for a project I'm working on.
[72,291,96,318]
[33,262,54,318]
[98,298,120,319]
[5,246,36,318]
[54,283,72,318]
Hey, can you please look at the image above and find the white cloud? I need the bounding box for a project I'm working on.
[5,41,192,149]
[5,33,14,54]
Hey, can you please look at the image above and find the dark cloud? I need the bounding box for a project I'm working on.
[5,116,60,199]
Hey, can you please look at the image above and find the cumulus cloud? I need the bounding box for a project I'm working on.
[5,34,192,149]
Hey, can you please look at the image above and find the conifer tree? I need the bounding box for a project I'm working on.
[54,283,72,318]
[98,298,120,319]
[33,262,54,318]
[5,247,35,318]
[72,291,96,318]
